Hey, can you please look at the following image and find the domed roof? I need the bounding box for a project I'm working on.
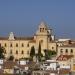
[8,32,15,40]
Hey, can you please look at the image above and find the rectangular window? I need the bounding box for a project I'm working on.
[65,49,68,53]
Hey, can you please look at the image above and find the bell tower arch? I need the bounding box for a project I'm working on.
[35,21,53,53]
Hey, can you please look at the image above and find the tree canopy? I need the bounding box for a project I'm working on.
[30,46,35,59]
[0,46,5,59]
[38,43,43,61]
[8,55,14,61]
[44,49,56,60]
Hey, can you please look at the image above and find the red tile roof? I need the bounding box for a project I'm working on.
[29,40,36,43]
[59,43,75,47]
[3,61,18,69]
[56,55,73,61]
[0,36,34,40]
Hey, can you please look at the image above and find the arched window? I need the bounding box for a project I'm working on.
[27,43,29,47]
[21,50,24,54]
[40,28,42,32]
[40,28,44,32]
[16,50,18,54]
[71,49,73,53]
[16,43,18,47]
[65,49,68,53]
[21,43,24,47]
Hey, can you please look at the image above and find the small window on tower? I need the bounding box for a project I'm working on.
[40,28,44,32]
[27,43,29,47]
[43,28,44,31]
[40,28,42,32]
[10,43,12,47]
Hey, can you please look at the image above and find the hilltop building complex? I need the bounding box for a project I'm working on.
[0,21,75,72]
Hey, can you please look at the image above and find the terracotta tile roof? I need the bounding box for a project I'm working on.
[0,36,34,40]
[59,43,75,47]
[59,69,70,74]
[18,65,28,69]
[0,69,3,74]
[14,37,34,40]
[3,61,18,69]
[0,37,8,40]
[29,40,36,43]
[56,55,73,61]
[47,69,70,74]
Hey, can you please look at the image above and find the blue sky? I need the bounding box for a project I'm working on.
[0,0,75,38]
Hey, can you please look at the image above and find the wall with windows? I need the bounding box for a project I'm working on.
[0,21,56,60]
[0,39,35,60]
[48,42,57,51]
[57,46,75,57]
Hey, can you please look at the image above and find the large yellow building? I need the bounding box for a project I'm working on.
[0,21,56,60]
[0,21,75,72]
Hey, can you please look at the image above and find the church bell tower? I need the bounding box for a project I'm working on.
[35,21,53,54]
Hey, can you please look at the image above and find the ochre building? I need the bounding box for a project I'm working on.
[0,21,56,60]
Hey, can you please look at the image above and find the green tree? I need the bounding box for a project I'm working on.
[8,55,14,61]
[30,46,35,60]
[0,46,5,59]
[44,49,49,60]
[38,43,43,61]
[44,49,56,60]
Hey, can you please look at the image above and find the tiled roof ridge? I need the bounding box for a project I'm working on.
[59,43,75,47]
[0,36,34,40]
[57,55,73,61]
